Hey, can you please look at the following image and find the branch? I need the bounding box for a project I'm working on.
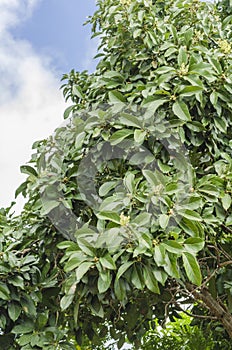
[186,283,232,339]
[175,302,218,321]
[221,224,232,235]
[220,260,232,268]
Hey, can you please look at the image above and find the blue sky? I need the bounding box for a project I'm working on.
[0,0,97,211]
[10,0,97,74]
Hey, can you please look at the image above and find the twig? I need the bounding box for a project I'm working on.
[174,302,218,321]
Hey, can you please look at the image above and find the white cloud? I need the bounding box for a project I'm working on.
[0,0,67,212]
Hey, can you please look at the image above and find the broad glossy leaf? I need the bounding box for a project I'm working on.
[98,270,112,294]
[64,105,74,119]
[76,261,93,283]
[0,283,10,301]
[178,85,203,97]
[182,252,202,286]
[131,265,144,289]
[159,214,169,229]
[143,265,160,294]
[222,193,232,211]
[64,253,87,273]
[184,237,204,254]
[116,261,134,280]
[110,129,134,145]
[134,129,146,144]
[40,200,59,216]
[60,294,75,311]
[72,85,84,99]
[99,181,117,197]
[178,209,202,221]
[8,302,21,322]
[108,90,126,103]
[119,112,143,128]
[154,245,166,266]
[114,279,126,301]
[172,100,191,121]
[156,66,176,74]
[163,240,183,254]
[178,46,188,66]
[163,253,180,278]
[20,165,37,177]
[97,211,121,224]
[12,321,35,334]
[99,254,116,270]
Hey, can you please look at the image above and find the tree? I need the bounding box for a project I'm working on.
[0,0,232,348]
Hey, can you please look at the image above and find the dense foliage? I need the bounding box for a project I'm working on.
[0,0,232,348]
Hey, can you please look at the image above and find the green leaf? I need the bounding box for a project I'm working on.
[143,265,160,294]
[163,240,183,254]
[182,252,202,286]
[110,129,134,145]
[64,253,87,272]
[159,214,169,229]
[90,296,104,318]
[75,132,86,149]
[154,245,166,266]
[72,85,84,99]
[124,172,135,193]
[0,282,10,301]
[134,129,146,144]
[184,238,204,254]
[15,181,28,198]
[153,269,168,286]
[57,241,79,250]
[8,276,24,288]
[103,71,124,81]
[131,265,144,289]
[178,46,188,66]
[76,261,93,283]
[97,211,121,224]
[163,253,180,278]
[222,193,231,211]
[108,90,126,103]
[143,169,165,187]
[155,66,176,74]
[178,209,202,221]
[172,100,191,121]
[189,62,213,75]
[214,116,227,133]
[64,105,75,119]
[36,312,49,329]
[12,321,35,334]
[178,85,203,97]
[114,279,126,301]
[143,98,168,113]
[119,112,143,128]
[40,200,59,216]
[60,294,75,311]
[20,165,37,177]
[116,261,134,280]
[99,181,117,197]
[133,212,152,227]
[17,333,33,346]
[98,270,112,294]
[208,57,222,74]
[99,254,116,270]
[8,302,21,322]
[21,295,36,317]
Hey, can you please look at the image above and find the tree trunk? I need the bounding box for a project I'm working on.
[187,284,232,339]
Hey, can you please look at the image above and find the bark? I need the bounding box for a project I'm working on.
[187,284,232,339]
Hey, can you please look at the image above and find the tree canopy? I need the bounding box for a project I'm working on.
[0,0,232,349]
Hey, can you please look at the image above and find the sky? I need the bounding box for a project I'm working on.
[0,0,97,213]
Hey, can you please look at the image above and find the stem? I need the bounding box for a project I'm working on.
[187,284,232,339]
